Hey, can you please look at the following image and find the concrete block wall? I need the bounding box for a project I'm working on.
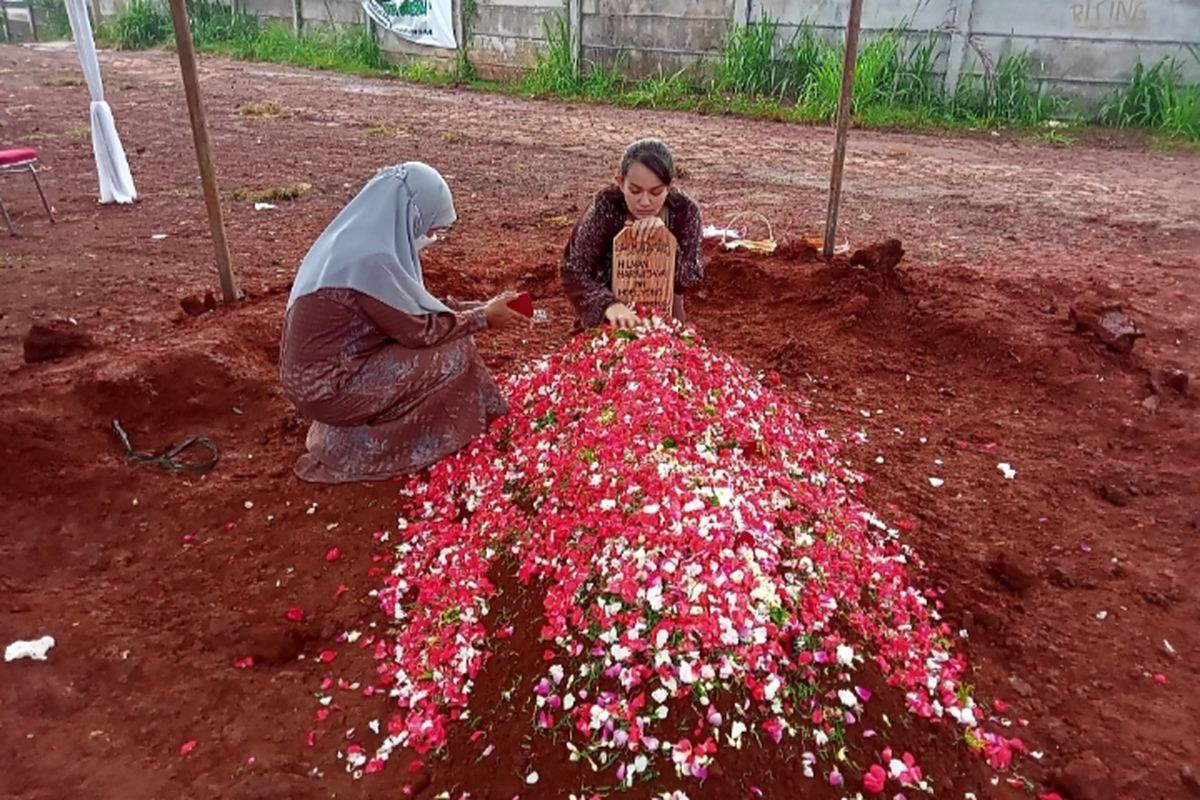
[85,0,1200,105]
[581,0,733,78]
[468,0,559,78]
[963,0,1200,98]
[754,0,957,84]
[755,0,1200,101]
[1,1,53,42]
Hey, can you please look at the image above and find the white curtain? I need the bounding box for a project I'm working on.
[64,0,137,204]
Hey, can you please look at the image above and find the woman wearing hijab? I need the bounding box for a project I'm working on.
[280,162,525,483]
[561,138,703,330]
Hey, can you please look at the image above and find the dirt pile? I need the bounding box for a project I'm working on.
[22,320,95,364]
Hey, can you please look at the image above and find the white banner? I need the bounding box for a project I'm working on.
[363,0,457,50]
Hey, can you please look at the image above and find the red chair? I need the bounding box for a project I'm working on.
[0,147,54,235]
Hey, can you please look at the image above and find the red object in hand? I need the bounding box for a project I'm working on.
[507,292,534,318]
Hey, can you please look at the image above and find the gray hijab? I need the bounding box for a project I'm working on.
[287,162,456,314]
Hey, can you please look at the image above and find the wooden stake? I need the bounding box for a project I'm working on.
[167,0,239,304]
[89,0,103,30]
[822,0,863,259]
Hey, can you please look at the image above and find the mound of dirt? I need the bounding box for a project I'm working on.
[850,238,906,274]
[180,291,219,318]
[23,320,96,364]
[772,238,822,262]
[425,246,563,304]
[75,347,272,436]
[0,414,79,502]
[700,238,821,300]
[767,335,817,376]
[1069,297,1144,354]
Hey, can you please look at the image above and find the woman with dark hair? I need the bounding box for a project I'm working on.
[561,138,704,330]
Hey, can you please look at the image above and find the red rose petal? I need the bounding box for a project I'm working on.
[863,764,887,794]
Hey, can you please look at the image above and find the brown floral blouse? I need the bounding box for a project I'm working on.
[561,185,704,329]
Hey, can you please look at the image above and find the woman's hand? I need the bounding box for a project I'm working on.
[629,216,666,245]
[604,302,639,330]
[483,291,526,329]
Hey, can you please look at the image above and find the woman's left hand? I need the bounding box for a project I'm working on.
[629,216,666,245]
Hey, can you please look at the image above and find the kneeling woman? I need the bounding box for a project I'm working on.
[280,162,524,483]
[561,138,704,329]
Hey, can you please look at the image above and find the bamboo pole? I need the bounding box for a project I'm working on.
[166,0,239,303]
[822,0,863,259]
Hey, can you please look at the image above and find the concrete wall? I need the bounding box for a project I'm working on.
[206,0,557,78]
[754,0,1200,99]
[964,0,1200,95]
[1,1,53,42]
[469,0,559,78]
[83,0,1200,103]
[574,0,1197,92]
[581,0,733,78]
[754,0,957,83]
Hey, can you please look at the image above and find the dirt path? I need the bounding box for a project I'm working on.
[1,43,1198,800]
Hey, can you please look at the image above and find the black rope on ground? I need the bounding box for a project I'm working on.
[111,419,220,474]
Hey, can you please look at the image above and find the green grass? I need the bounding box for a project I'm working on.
[215,22,390,74]
[101,0,392,75]
[105,0,173,50]
[703,18,1063,129]
[952,53,1062,124]
[1035,128,1077,147]
[32,0,73,40]
[187,0,261,50]
[714,13,781,97]
[96,3,1200,145]
[713,15,824,100]
[621,69,699,109]
[1100,56,1200,141]
[399,60,454,84]
[517,12,579,96]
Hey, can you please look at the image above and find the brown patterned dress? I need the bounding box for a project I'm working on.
[561,185,704,329]
[280,288,508,483]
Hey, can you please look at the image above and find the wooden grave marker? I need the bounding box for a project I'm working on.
[611,225,676,316]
